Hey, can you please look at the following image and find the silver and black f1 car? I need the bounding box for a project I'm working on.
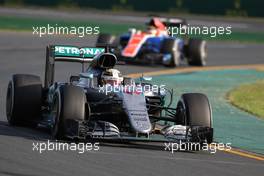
[6,45,213,145]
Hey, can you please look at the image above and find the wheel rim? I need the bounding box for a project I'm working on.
[6,81,14,122]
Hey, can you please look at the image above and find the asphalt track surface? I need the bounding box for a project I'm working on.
[0,31,263,176]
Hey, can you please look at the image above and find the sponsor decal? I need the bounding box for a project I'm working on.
[54,46,104,58]
[130,112,148,121]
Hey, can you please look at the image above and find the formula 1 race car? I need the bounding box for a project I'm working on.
[96,17,207,67]
[6,45,213,146]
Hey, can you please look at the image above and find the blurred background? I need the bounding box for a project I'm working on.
[0,0,263,17]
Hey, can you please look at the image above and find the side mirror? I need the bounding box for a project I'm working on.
[70,75,80,83]
[79,73,96,87]
[140,76,152,82]
[79,73,94,79]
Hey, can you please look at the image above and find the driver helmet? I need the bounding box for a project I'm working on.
[101,69,123,86]
[147,18,166,30]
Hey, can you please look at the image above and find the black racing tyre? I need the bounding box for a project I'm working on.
[6,74,42,126]
[96,33,117,47]
[177,93,212,127]
[52,85,86,139]
[176,93,213,143]
[161,38,181,67]
[187,39,207,66]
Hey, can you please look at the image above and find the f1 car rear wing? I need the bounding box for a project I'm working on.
[161,18,187,28]
[45,45,105,88]
[51,45,105,62]
[148,16,187,28]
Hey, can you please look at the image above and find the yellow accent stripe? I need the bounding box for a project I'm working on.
[224,149,264,161]
[126,64,264,78]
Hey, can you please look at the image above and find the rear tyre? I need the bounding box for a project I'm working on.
[187,39,207,66]
[161,38,181,67]
[96,33,117,46]
[52,85,86,140]
[176,93,213,143]
[6,74,42,126]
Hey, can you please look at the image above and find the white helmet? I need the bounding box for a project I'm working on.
[101,69,123,86]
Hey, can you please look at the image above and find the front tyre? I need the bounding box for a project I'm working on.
[161,38,181,67]
[96,33,117,46]
[176,93,213,143]
[52,85,86,140]
[187,39,207,66]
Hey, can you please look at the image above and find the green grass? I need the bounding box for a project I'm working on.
[228,80,264,119]
[0,15,264,43]
[188,31,264,43]
[0,15,144,35]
